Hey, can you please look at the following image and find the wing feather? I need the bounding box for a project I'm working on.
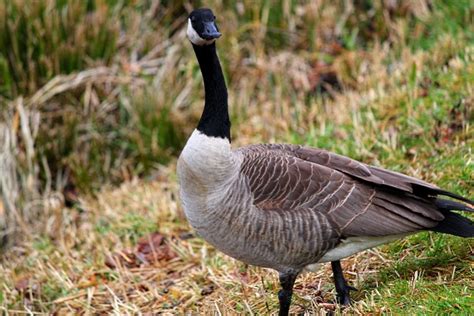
[237,144,463,238]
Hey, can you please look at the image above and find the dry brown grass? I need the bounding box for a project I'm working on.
[1,172,471,314]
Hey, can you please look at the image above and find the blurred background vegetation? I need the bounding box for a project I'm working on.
[1,0,472,245]
[0,0,472,313]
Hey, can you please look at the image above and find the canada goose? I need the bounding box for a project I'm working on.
[177,8,474,315]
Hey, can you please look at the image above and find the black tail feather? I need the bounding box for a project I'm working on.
[431,198,474,237]
[430,212,474,237]
[431,188,474,205]
[435,198,474,212]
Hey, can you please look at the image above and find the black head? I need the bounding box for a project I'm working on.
[187,8,221,45]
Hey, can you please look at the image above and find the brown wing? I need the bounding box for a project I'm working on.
[241,144,472,203]
[238,144,450,237]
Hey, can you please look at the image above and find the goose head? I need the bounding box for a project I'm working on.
[187,8,221,46]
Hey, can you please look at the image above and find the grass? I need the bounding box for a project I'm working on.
[1,0,473,314]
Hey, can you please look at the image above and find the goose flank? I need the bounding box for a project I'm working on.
[177,8,474,316]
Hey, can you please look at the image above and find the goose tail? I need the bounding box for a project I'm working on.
[430,198,474,237]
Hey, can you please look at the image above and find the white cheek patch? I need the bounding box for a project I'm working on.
[187,18,216,46]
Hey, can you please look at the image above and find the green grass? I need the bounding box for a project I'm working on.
[366,282,472,313]
[0,0,118,98]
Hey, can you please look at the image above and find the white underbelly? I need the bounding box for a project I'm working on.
[317,234,409,263]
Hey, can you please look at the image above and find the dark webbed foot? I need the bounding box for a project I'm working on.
[278,270,299,316]
[331,260,357,305]
[335,283,357,305]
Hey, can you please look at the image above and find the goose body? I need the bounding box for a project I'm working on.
[178,8,474,315]
[179,134,468,270]
[179,131,338,271]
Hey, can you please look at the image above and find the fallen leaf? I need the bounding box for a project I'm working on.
[136,232,177,263]
[15,277,31,292]
[106,232,177,269]
[136,232,164,254]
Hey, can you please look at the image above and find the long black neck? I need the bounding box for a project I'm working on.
[193,42,231,141]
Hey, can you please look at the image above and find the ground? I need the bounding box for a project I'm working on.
[1,176,472,314]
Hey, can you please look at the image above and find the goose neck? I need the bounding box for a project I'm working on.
[193,43,231,141]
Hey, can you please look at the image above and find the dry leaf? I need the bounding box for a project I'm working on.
[15,276,31,292]
[106,232,177,269]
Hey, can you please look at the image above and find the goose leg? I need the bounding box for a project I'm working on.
[331,260,356,305]
[278,270,298,316]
